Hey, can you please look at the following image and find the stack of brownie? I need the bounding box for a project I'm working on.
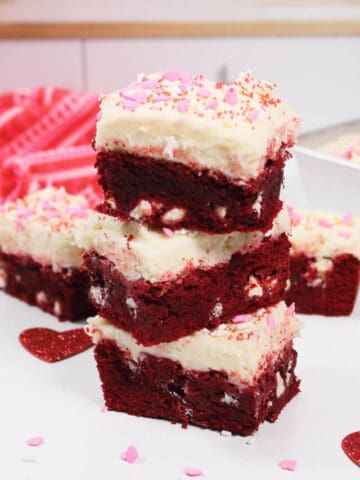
[79,71,302,435]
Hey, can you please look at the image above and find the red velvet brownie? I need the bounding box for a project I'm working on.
[76,207,291,345]
[286,208,360,316]
[87,301,301,435]
[0,187,95,321]
[94,71,300,233]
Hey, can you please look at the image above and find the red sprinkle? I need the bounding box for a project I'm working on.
[19,327,93,363]
[342,431,360,466]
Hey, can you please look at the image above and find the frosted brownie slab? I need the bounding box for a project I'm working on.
[95,71,300,233]
[286,208,360,316]
[0,187,95,320]
[76,207,291,345]
[87,301,301,436]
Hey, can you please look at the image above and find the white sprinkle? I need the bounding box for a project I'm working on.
[220,430,232,437]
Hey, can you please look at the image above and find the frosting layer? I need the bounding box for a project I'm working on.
[95,71,300,180]
[0,187,90,270]
[87,301,301,384]
[75,206,290,283]
[319,134,360,164]
[289,208,360,260]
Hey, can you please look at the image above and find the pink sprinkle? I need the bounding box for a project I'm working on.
[17,207,35,219]
[232,314,249,324]
[279,459,297,471]
[338,230,350,239]
[224,87,237,106]
[205,99,218,110]
[121,446,138,464]
[41,200,54,211]
[123,98,139,109]
[248,109,260,122]
[141,80,157,89]
[287,205,294,215]
[152,95,172,103]
[26,436,44,447]
[341,146,355,159]
[285,303,295,315]
[44,211,60,219]
[318,218,332,228]
[183,467,203,477]
[343,213,352,226]
[176,99,191,112]
[267,314,275,332]
[163,227,174,237]
[123,91,147,103]
[15,219,25,232]
[198,87,211,98]
[100,407,106,413]
[65,205,89,218]
[290,212,302,225]
[180,72,193,86]
[163,71,180,81]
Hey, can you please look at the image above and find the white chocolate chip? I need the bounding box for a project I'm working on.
[54,300,62,316]
[36,291,47,304]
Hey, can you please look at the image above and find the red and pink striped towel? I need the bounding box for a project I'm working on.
[0,86,101,205]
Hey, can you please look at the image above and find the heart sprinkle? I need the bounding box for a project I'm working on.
[278,459,296,471]
[19,327,93,362]
[183,467,203,477]
[342,431,360,466]
[120,445,139,463]
[26,436,44,447]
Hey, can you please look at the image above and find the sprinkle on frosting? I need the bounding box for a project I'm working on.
[0,187,91,269]
[120,446,139,463]
[232,314,249,324]
[162,227,175,237]
[267,314,276,332]
[278,459,297,471]
[289,208,360,260]
[285,303,295,315]
[26,436,44,447]
[319,134,360,164]
[95,71,300,180]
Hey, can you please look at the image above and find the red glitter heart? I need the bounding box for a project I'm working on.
[19,327,93,362]
[342,431,360,467]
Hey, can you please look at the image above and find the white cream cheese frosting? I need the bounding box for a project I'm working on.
[319,134,360,164]
[0,187,91,270]
[288,207,360,260]
[87,301,301,385]
[75,206,290,283]
[95,71,300,181]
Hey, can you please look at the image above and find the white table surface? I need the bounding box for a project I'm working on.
[0,158,359,479]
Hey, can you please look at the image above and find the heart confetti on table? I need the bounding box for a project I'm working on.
[19,327,93,362]
[341,431,360,467]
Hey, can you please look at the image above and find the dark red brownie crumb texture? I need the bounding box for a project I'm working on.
[94,339,300,436]
[83,233,290,345]
[0,250,96,321]
[286,253,360,316]
[95,148,290,234]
